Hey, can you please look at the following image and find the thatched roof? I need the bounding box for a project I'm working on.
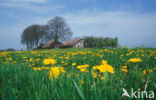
[42,40,62,49]
[62,38,84,46]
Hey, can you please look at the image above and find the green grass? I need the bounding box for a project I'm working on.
[0,48,156,100]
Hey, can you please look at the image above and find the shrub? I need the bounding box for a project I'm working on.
[84,36,118,48]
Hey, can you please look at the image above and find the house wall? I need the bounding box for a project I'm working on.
[74,40,85,48]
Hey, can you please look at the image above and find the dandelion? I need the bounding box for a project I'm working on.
[122,66,127,69]
[81,81,84,85]
[94,64,114,74]
[128,58,142,63]
[36,59,40,62]
[49,67,65,79]
[101,60,107,65]
[65,57,69,60]
[72,62,76,66]
[92,60,114,77]
[33,67,42,71]
[59,57,63,59]
[142,69,152,75]
[80,68,87,72]
[121,68,128,73]
[77,64,89,69]
[61,61,65,63]
[101,76,104,80]
[77,64,89,72]
[23,57,27,59]
[43,59,56,65]
[41,66,49,70]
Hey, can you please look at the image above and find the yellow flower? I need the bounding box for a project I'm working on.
[77,64,89,72]
[29,58,33,62]
[77,64,89,69]
[122,66,127,69]
[92,71,97,78]
[128,58,142,63]
[101,76,104,80]
[59,57,63,59]
[43,59,56,65]
[65,57,69,60]
[81,81,84,85]
[49,67,65,79]
[121,68,128,72]
[41,66,49,70]
[100,65,114,74]
[101,60,108,65]
[72,62,76,66]
[80,68,87,72]
[93,64,114,74]
[143,69,153,75]
[61,61,65,63]
[36,59,40,61]
[33,67,42,71]
[23,57,27,59]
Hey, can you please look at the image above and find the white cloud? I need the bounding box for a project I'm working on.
[0,1,64,14]
[62,9,156,47]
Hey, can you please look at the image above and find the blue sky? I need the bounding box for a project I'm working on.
[0,0,156,50]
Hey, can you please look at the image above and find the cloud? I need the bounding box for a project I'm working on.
[62,9,156,47]
[2,0,49,3]
[0,0,64,14]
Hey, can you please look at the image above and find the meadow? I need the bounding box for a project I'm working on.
[0,48,156,100]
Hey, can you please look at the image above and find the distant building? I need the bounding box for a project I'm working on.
[62,38,85,48]
[0,49,3,52]
[41,38,85,49]
[42,39,62,49]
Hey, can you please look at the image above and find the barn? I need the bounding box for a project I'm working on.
[62,38,85,48]
[41,39,62,49]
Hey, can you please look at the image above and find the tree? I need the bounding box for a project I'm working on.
[21,24,44,50]
[47,16,72,42]
[84,36,118,48]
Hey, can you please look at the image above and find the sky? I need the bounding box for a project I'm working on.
[0,0,156,50]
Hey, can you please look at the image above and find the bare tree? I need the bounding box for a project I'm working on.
[21,24,44,50]
[47,16,72,42]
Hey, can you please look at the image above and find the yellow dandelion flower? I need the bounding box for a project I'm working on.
[33,67,42,71]
[143,69,153,75]
[80,68,87,72]
[122,66,127,69]
[128,58,142,63]
[81,81,84,85]
[101,60,108,65]
[43,59,56,65]
[36,59,40,61]
[65,57,69,60]
[93,63,114,74]
[49,67,65,79]
[72,62,76,66]
[59,57,63,59]
[121,68,128,72]
[101,76,104,80]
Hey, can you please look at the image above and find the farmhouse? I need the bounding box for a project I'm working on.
[41,38,85,49]
[42,39,62,49]
[62,38,85,48]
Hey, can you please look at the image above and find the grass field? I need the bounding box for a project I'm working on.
[0,48,156,100]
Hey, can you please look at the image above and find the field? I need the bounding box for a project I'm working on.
[0,48,156,100]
